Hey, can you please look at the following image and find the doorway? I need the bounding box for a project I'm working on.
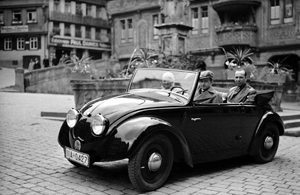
[23,55,40,69]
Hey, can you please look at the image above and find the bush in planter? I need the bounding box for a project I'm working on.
[224,47,258,80]
[65,55,99,79]
[257,61,294,84]
[120,47,206,78]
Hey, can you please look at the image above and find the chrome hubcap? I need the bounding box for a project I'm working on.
[264,136,274,150]
[148,152,162,172]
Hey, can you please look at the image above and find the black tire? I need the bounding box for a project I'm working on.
[253,123,279,163]
[128,134,174,192]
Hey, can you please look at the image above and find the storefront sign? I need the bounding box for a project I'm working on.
[1,25,28,33]
[51,37,110,49]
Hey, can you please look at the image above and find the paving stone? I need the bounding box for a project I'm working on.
[1,92,300,195]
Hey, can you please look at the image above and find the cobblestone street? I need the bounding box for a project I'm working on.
[0,92,300,195]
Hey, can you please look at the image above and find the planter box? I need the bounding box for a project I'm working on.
[266,74,286,84]
[70,72,92,80]
[71,78,130,109]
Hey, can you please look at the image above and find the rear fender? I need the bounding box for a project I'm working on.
[249,111,284,155]
[114,116,193,167]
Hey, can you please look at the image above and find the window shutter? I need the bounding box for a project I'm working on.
[38,36,41,49]
[0,38,4,50]
[12,37,17,50]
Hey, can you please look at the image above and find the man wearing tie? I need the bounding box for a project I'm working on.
[227,69,256,103]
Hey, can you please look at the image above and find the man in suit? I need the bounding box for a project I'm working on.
[227,69,256,103]
[194,70,223,103]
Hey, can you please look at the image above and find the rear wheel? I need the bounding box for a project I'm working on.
[253,123,279,163]
[128,134,174,192]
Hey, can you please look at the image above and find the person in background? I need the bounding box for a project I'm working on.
[34,58,41,69]
[161,72,175,90]
[28,59,35,70]
[194,61,207,72]
[43,55,49,68]
[193,70,223,103]
[227,69,256,103]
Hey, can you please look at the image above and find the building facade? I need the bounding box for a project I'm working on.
[107,0,300,85]
[0,0,48,68]
[0,0,111,68]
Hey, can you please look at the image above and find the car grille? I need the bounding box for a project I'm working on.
[73,118,91,140]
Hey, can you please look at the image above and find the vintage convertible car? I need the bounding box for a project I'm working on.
[58,68,284,191]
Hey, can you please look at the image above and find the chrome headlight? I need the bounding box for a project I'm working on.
[91,114,106,135]
[66,109,79,128]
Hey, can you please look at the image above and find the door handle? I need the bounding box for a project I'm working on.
[191,118,201,121]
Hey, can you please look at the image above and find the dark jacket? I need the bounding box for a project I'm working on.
[227,84,256,103]
[194,86,223,103]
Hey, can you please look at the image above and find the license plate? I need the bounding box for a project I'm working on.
[65,147,90,167]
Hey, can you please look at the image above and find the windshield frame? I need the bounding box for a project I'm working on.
[127,68,199,104]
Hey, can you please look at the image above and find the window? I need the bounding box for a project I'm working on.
[271,0,280,24]
[161,14,165,24]
[75,25,81,37]
[191,7,199,35]
[0,11,4,24]
[53,22,60,35]
[96,6,101,18]
[121,20,126,43]
[12,10,22,24]
[27,10,36,23]
[76,3,82,15]
[54,0,60,12]
[86,26,91,39]
[30,37,38,50]
[64,24,70,36]
[86,4,92,16]
[4,38,12,50]
[201,6,208,33]
[17,38,25,50]
[128,19,133,42]
[65,0,71,13]
[96,28,101,40]
[153,15,159,40]
[284,0,293,23]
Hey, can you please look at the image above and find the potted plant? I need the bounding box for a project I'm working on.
[224,47,258,80]
[65,55,94,80]
[258,61,293,84]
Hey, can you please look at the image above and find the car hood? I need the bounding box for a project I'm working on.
[80,90,186,123]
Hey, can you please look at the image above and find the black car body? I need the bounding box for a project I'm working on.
[58,68,284,191]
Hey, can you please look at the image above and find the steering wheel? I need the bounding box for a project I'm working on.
[170,86,187,95]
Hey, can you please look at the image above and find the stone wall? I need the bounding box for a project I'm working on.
[23,66,74,94]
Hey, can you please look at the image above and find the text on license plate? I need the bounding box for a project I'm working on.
[65,147,90,167]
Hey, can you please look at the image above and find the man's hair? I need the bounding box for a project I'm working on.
[235,69,247,77]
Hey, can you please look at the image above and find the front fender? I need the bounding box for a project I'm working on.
[114,116,193,167]
[58,120,71,148]
[249,111,284,155]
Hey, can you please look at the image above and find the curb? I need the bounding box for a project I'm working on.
[284,130,300,137]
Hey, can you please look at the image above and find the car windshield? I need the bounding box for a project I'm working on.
[128,68,198,100]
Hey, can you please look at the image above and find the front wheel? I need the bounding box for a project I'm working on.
[253,123,279,163]
[128,134,174,192]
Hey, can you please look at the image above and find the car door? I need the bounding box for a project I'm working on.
[238,104,261,154]
[185,103,243,164]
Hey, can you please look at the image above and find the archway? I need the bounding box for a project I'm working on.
[268,54,300,102]
[268,54,299,83]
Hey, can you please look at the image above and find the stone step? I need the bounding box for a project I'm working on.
[284,119,300,129]
[281,114,300,121]
[284,127,300,137]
